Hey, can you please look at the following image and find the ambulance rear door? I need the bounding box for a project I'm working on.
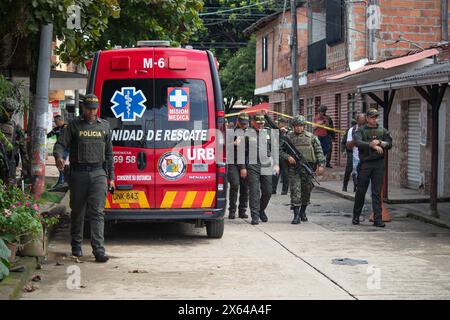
[97,48,157,210]
[152,48,218,210]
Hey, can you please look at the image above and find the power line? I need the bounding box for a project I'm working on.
[199,0,274,16]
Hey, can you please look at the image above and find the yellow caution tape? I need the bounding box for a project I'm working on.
[225,109,345,134]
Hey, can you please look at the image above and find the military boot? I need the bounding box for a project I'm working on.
[251,214,259,225]
[260,210,268,223]
[300,205,308,222]
[238,210,248,219]
[228,211,236,219]
[71,246,83,257]
[291,207,301,224]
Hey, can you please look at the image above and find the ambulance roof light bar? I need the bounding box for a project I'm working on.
[137,40,171,47]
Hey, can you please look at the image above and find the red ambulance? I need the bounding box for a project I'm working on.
[87,40,227,238]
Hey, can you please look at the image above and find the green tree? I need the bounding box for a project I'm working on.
[95,0,204,51]
[220,36,265,112]
[198,0,283,69]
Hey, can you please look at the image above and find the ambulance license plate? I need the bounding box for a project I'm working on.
[112,191,140,204]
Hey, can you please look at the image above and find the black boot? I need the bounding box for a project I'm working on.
[352,214,360,225]
[291,207,301,224]
[228,211,236,219]
[300,205,308,221]
[238,210,248,219]
[260,211,268,222]
[251,214,259,225]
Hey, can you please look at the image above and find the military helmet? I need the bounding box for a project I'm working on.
[367,108,379,117]
[82,94,99,109]
[291,115,306,126]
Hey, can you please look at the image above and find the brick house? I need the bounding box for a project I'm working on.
[245,0,450,199]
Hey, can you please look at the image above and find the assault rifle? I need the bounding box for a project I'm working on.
[263,114,320,185]
[280,135,320,185]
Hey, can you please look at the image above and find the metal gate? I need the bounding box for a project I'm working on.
[407,100,421,189]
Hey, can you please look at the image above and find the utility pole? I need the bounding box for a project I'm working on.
[291,0,299,116]
[31,23,53,199]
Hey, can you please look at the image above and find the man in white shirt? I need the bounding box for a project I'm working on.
[346,113,367,190]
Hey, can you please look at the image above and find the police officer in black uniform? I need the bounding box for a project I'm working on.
[352,108,392,227]
[227,112,249,219]
[246,114,279,225]
[54,94,115,262]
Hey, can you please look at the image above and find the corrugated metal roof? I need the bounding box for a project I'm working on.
[327,49,440,82]
[372,61,450,82]
[358,62,450,93]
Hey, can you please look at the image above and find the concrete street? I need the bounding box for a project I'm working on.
[22,187,450,300]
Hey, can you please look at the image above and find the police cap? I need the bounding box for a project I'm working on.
[367,108,379,117]
[237,112,249,124]
[278,117,289,124]
[82,94,99,109]
[253,114,265,124]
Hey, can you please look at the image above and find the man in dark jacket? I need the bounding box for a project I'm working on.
[352,109,392,227]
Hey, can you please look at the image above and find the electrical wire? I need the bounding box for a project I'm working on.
[200,1,274,17]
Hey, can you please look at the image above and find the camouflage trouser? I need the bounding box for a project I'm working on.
[288,165,314,206]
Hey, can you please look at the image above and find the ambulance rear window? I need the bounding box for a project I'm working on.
[100,78,209,149]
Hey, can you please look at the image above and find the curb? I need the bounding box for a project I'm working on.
[406,212,450,230]
[316,185,357,202]
[0,257,38,300]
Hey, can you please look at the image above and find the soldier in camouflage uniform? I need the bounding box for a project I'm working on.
[0,101,29,184]
[280,115,325,224]
[54,94,115,263]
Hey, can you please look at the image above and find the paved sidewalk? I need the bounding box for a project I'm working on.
[316,180,431,204]
[316,179,450,230]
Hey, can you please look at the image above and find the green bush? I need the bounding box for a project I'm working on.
[0,181,59,246]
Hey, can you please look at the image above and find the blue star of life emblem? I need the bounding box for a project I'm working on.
[110,87,147,122]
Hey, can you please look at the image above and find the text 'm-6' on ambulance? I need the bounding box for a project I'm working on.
[86,40,227,238]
